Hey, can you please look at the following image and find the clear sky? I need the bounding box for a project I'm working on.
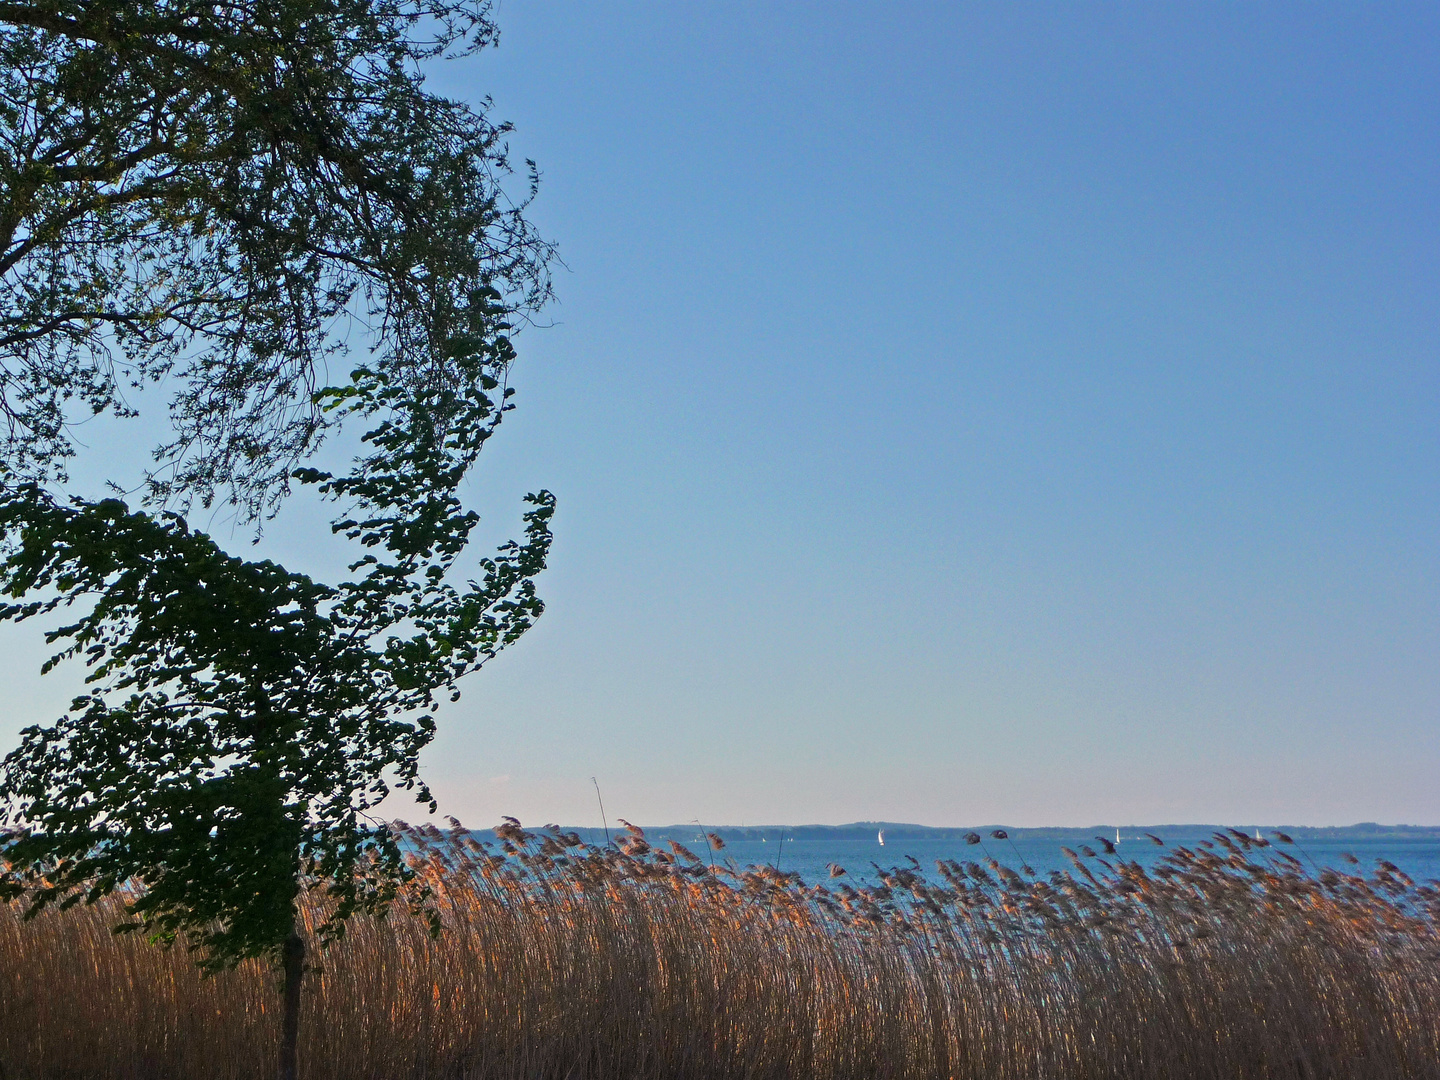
[4,3,1437,828]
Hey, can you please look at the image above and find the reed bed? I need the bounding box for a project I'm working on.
[3,820,1439,1080]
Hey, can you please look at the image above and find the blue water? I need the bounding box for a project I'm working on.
[634,830,1440,889]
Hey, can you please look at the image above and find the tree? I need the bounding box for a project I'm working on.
[0,481,554,1080]
[0,6,557,1072]
[0,2,559,1045]
[0,0,552,519]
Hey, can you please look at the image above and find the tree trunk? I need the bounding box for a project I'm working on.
[280,927,306,1080]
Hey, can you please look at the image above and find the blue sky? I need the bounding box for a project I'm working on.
[5,4,1437,827]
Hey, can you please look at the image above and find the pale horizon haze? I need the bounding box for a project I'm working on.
[3,3,1437,829]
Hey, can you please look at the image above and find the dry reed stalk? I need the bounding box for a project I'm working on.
[3,822,1439,1079]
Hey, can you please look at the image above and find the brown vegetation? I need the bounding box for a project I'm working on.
[3,820,1439,1079]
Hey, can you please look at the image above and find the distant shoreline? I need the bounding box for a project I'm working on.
[551,821,1440,843]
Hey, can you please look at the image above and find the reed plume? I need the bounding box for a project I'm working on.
[3,821,1438,1079]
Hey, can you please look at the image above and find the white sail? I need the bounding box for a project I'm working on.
[878,829,886,846]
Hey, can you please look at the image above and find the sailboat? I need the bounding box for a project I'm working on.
[878,829,886,846]
[1116,827,1121,846]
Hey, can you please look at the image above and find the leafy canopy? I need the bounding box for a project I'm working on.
[0,0,560,971]
[0,0,552,517]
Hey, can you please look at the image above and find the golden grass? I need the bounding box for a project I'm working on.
[3,821,1439,1079]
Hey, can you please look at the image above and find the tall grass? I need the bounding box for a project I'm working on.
[3,820,1439,1079]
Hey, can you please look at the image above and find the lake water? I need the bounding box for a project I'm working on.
[628,829,1440,889]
